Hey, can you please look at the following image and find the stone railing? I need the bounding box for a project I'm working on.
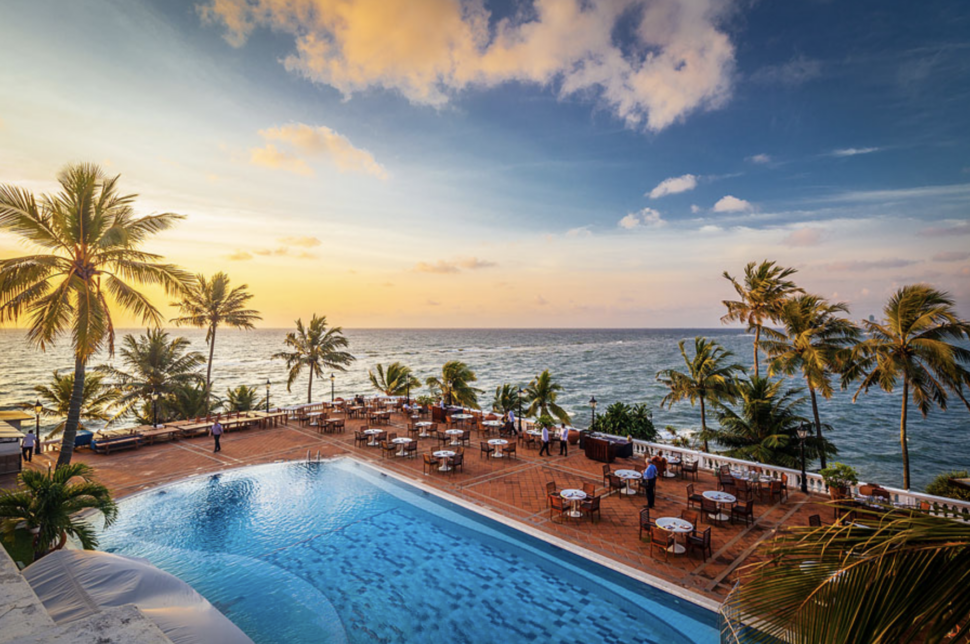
[627,438,970,521]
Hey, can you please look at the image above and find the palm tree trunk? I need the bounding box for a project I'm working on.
[901,380,910,490]
[753,325,761,378]
[809,384,826,469]
[700,397,709,452]
[307,368,314,404]
[56,357,85,468]
[205,325,216,412]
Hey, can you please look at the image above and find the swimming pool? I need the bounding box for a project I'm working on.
[98,460,719,643]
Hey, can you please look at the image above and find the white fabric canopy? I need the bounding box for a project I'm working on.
[23,549,253,644]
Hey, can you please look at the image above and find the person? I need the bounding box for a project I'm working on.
[539,424,550,456]
[505,409,518,436]
[211,420,223,453]
[559,423,569,456]
[642,458,658,508]
[21,429,36,463]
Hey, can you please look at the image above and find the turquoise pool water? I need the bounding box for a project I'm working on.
[98,460,719,643]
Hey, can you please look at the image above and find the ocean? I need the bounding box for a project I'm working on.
[1,327,967,491]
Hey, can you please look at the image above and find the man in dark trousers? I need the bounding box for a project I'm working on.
[642,459,658,508]
[558,423,569,456]
[538,424,550,456]
[21,429,36,462]
[211,420,223,453]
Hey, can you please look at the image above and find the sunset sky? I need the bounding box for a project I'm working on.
[1,0,968,328]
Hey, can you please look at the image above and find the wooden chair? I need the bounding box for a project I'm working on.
[649,527,673,561]
[422,453,439,475]
[549,494,567,522]
[354,430,368,448]
[686,484,704,510]
[503,442,517,460]
[731,500,755,526]
[450,452,464,474]
[686,527,712,561]
[437,433,451,449]
[480,441,495,459]
[523,433,537,450]
[639,507,653,541]
[582,482,597,498]
[808,514,822,527]
[580,495,601,523]
[602,464,612,487]
[608,474,626,497]
[461,430,471,446]
[871,487,891,501]
[380,440,396,459]
[407,424,421,440]
[405,440,418,459]
[768,480,783,503]
[701,498,724,527]
[681,509,699,526]
[735,479,750,502]
[681,460,699,481]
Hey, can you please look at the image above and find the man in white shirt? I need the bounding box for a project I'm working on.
[211,421,223,453]
[539,424,550,456]
[21,429,37,462]
[559,423,570,456]
[506,409,517,436]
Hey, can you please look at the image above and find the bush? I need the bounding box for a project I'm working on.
[925,470,970,502]
[591,402,657,441]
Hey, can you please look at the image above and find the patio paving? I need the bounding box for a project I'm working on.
[8,410,834,604]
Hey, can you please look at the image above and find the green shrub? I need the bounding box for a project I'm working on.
[925,470,970,502]
[591,402,657,441]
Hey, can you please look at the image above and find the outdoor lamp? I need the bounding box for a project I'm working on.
[34,400,41,444]
[797,423,810,494]
[589,396,597,428]
[330,373,336,403]
[517,388,524,433]
[265,378,271,413]
[151,391,159,428]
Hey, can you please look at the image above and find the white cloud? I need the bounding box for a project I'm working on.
[747,153,771,164]
[414,257,497,273]
[619,207,666,229]
[249,144,312,176]
[250,123,387,179]
[826,258,918,272]
[750,55,822,86]
[783,227,823,247]
[713,195,752,212]
[225,250,253,261]
[932,250,970,262]
[565,226,592,237]
[830,147,880,157]
[279,236,321,248]
[699,224,723,234]
[690,204,701,214]
[648,174,697,199]
[200,0,737,132]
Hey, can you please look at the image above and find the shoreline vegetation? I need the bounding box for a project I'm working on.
[1,165,969,493]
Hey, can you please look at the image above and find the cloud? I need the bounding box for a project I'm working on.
[648,174,697,199]
[713,195,752,212]
[414,257,496,274]
[458,257,497,270]
[747,153,771,164]
[199,0,737,132]
[565,226,592,237]
[918,223,970,237]
[251,123,387,179]
[699,224,723,234]
[826,258,919,272]
[254,247,290,257]
[749,55,822,86]
[225,250,253,261]
[618,207,665,229]
[932,250,970,262]
[426,299,441,306]
[783,227,823,247]
[829,147,881,157]
[279,236,321,248]
[690,204,701,214]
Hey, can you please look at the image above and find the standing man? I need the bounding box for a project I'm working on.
[642,458,658,508]
[506,409,517,436]
[21,429,36,463]
[539,424,550,457]
[559,423,569,456]
[211,420,224,453]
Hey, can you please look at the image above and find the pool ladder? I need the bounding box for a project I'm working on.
[305,449,322,463]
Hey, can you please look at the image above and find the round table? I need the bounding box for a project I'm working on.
[559,489,587,518]
[482,420,502,432]
[391,437,413,457]
[488,438,508,458]
[451,413,473,428]
[433,450,456,472]
[415,421,433,438]
[614,469,642,495]
[655,517,693,554]
[703,490,736,522]
[446,429,465,445]
[664,457,681,478]
[363,428,384,446]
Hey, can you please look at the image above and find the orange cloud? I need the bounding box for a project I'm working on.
[249,144,313,176]
[258,123,387,179]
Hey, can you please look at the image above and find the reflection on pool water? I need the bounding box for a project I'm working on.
[99,460,719,643]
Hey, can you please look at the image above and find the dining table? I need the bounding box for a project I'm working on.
[414,421,433,438]
[445,429,465,445]
[363,428,384,447]
[559,489,587,518]
[433,450,456,472]
[614,469,642,495]
[703,490,736,522]
[655,517,693,554]
[391,437,413,457]
[487,438,509,458]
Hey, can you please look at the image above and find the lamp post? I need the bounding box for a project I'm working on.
[406,380,410,406]
[517,388,524,434]
[589,396,597,429]
[265,378,271,413]
[330,373,335,403]
[797,422,810,494]
[151,391,159,428]
[34,400,42,453]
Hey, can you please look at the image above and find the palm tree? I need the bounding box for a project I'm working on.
[226,385,264,412]
[713,376,835,468]
[721,260,803,377]
[425,361,481,409]
[29,370,118,438]
[762,295,860,468]
[724,509,970,643]
[491,383,522,414]
[368,362,420,397]
[169,383,218,420]
[656,337,746,452]
[523,369,571,424]
[848,285,970,490]
[98,329,206,423]
[273,314,355,403]
[171,272,261,408]
[0,163,191,466]
[0,463,118,563]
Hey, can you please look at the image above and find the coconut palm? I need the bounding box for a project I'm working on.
[523,369,571,424]
[425,361,481,409]
[273,314,355,403]
[29,370,118,438]
[491,383,522,414]
[171,272,261,409]
[0,463,117,563]
[98,329,206,424]
[713,376,835,468]
[225,385,264,412]
[721,260,803,377]
[762,295,860,468]
[724,509,970,644]
[169,383,218,420]
[848,285,970,490]
[656,337,746,452]
[368,362,421,397]
[0,163,191,466]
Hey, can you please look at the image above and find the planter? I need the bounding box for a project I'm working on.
[567,429,580,445]
[829,485,848,500]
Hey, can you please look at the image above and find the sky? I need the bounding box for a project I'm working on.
[1,0,969,328]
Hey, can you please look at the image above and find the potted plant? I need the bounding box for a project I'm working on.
[534,414,556,432]
[820,462,859,499]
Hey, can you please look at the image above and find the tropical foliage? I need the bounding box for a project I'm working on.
[171,271,261,407]
[0,163,191,465]
[724,509,970,644]
[168,383,217,420]
[225,384,265,412]
[0,463,117,563]
[368,362,420,397]
[763,294,859,468]
[721,260,803,377]
[273,314,355,403]
[924,470,970,502]
[30,370,117,438]
[656,336,746,452]
[590,401,657,441]
[425,360,481,409]
[98,329,205,424]
[847,285,970,490]
[523,369,571,424]
[491,383,522,414]
[713,376,835,469]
